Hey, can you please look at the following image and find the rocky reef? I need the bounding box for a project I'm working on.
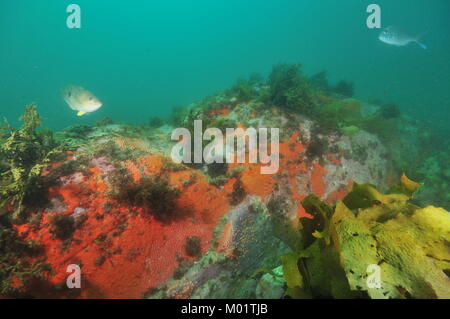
[0,64,448,298]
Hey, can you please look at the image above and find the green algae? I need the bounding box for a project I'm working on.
[0,105,64,223]
[309,70,330,93]
[148,116,165,128]
[230,78,254,102]
[267,63,315,115]
[0,224,50,296]
[333,80,354,98]
[340,125,360,136]
[96,116,115,127]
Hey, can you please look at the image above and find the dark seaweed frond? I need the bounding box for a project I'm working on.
[333,80,354,98]
[267,63,315,116]
[0,224,49,296]
[115,175,186,223]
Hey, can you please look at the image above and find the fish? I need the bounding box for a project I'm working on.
[62,85,103,116]
[378,26,427,49]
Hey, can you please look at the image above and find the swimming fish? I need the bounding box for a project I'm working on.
[62,85,103,116]
[378,26,427,49]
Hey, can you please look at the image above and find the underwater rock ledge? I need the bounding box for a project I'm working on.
[0,64,448,299]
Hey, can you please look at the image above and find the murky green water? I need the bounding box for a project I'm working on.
[1,0,448,130]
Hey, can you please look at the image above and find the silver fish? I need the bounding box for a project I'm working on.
[62,85,103,116]
[379,26,427,49]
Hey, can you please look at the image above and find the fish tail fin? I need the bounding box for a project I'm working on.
[415,30,428,49]
[77,111,87,116]
[415,41,427,49]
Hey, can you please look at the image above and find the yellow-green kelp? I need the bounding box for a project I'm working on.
[281,174,450,299]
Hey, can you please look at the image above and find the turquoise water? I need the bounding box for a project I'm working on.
[1,0,449,130]
[1,1,450,300]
